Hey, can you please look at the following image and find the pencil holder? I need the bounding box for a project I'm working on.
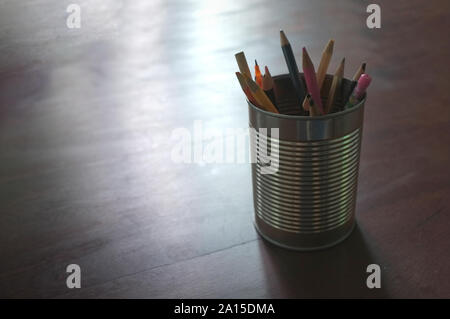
[248,73,365,251]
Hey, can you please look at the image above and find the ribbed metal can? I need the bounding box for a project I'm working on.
[248,74,365,251]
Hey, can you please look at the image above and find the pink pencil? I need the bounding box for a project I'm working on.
[302,47,324,115]
[345,73,372,108]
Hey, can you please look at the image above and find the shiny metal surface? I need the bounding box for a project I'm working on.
[249,74,365,250]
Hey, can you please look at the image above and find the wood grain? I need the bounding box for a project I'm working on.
[0,0,449,298]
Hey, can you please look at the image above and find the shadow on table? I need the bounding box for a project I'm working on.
[257,224,389,298]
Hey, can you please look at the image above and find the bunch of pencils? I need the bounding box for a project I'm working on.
[235,30,372,116]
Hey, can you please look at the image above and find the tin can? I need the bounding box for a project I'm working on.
[248,74,365,251]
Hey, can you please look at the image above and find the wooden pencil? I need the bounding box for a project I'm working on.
[345,73,372,109]
[235,51,252,79]
[280,30,305,102]
[316,39,334,91]
[302,47,324,115]
[307,96,320,117]
[345,63,366,103]
[254,60,263,87]
[325,57,345,114]
[301,95,309,112]
[245,76,279,113]
[302,94,311,113]
[262,66,277,107]
[235,72,258,105]
[352,62,366,81]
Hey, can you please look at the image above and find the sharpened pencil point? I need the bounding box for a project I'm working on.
[326,39,334,53]
[262,70,273,91]
[280,30,289,46]
[302,47,313,69]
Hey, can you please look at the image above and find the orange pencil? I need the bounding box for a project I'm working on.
[254,60,263,87]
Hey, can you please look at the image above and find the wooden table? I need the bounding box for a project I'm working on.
[0,0,449,298]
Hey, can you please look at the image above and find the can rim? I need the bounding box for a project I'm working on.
[253,220,356,251]
[247,73,366,121]
[248,95,365,120]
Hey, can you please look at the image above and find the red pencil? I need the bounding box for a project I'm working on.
[302,47,324,115]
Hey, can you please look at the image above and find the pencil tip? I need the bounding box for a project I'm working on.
[302,47,312,67]
[302,47,308,57]
[255,59,258,66]
[264,65,269,74]
[326,39,334,52]
[362,62,366,70]
[280,30,288,46]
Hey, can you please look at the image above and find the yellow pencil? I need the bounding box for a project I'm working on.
[316,39,334,91]
[325,58,345,114]
[245,75,279,113]
[235,51,252,79]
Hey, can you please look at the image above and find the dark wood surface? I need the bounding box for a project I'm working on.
[0,0,449,298]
